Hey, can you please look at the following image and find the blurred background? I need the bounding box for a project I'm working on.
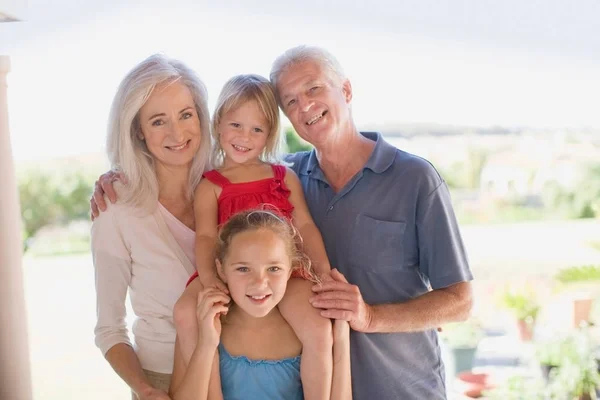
[1,0,599,398]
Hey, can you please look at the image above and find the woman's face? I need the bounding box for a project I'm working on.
[217,228,293,319]
[138,80,202,170]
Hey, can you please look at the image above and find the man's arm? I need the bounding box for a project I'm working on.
[311,270,472,333]
[90,170,126,219]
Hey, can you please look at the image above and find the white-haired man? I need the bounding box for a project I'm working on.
[272,46,473,399]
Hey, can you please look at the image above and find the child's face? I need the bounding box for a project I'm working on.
[217,228,293,318]
[217,100,270,165]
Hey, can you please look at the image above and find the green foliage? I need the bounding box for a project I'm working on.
[437,147,488,189]
[499,286,540,321]
[483,375,546,400]
[535,336,578,367]
[284,127,312,153]
[440,318,483,349]
[555,265,600,285]
[18,169,94,251]
[542,163,600,219]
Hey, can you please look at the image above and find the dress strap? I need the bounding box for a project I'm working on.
[271,164,287,181]
[202,170,231,188]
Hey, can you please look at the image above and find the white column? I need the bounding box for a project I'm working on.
[0,55,32,400]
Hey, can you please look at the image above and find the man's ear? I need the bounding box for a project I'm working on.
[215,259,226,282]
[342,79,353,103]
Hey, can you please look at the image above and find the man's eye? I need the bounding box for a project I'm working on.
[287,99,296,107]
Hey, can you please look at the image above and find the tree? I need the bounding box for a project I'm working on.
[284,127,312,153]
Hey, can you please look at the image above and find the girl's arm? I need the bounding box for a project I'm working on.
[170,288,229,400]
[285,168,332,277]
[331,320,353,400]
[193,180,227,291]
[91,207,160,398]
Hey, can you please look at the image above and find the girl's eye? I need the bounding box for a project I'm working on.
[151,119,164,127]
[253,127,264,133]
[230,122,241,128]
[268,266,281,272]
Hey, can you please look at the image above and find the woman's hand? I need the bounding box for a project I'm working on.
[137,387,172,400]
[196,288,230,349]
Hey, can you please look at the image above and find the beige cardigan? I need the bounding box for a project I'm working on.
[91,200,195,374]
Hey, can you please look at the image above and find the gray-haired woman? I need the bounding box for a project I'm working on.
[91,54,210,399]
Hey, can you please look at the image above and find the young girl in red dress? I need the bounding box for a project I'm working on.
[173,74,334,399]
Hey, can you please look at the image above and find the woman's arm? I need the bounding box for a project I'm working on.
[285,168,332,277]
[331,320,352,400]
[91,207,160,398]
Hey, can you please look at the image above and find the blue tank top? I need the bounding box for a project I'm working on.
[218,343,303,400]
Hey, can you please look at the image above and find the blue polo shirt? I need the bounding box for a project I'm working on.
[285,132,472,400]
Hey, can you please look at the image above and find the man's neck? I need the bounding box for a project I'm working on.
[316,130,375,192]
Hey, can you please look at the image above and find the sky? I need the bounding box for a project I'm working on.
[1,0,599,161]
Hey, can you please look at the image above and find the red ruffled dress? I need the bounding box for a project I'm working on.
[187,164,309,285]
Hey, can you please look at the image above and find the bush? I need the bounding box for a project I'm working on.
[284,128,312,153]
[18,169,94,251]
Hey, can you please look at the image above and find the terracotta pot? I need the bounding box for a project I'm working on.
[573,298,593,328]
[516,318,535,342]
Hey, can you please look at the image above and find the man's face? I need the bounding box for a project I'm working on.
[276,60,352,149]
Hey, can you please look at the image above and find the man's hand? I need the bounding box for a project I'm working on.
[90,170,127,220]
[310,268,373,332]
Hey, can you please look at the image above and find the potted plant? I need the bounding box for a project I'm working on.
[440,318,483,376]
[535,335,577,383]
[555,265,600,328]
[546,327,600,400]
[499,285,541,342]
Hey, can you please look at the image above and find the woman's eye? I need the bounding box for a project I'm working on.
[309,86,319,92]
[182,112,193,119]
[151,119,164,127]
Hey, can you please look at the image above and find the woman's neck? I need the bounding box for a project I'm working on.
[155,162,190,204]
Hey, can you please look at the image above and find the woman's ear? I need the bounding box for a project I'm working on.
[216,259,226,282]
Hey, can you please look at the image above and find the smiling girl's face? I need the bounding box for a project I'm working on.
[217,228,293,318]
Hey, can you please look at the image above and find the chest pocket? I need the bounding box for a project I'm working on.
[349,214,406,273]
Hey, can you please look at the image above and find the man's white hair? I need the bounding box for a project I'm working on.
[269,45,346,104]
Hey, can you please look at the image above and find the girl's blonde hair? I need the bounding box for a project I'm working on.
[211,74,282,168]
[215,209,315,281]
[106,54,211,212]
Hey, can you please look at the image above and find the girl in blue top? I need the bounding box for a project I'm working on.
[169,209,352,400]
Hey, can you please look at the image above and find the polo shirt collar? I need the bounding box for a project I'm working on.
[299,131,396,177]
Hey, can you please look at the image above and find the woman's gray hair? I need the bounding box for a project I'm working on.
[269,45,346,104]
[106,54,211,211]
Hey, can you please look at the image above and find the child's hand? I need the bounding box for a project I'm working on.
[196,288,230,348]
[199,273,229,294]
